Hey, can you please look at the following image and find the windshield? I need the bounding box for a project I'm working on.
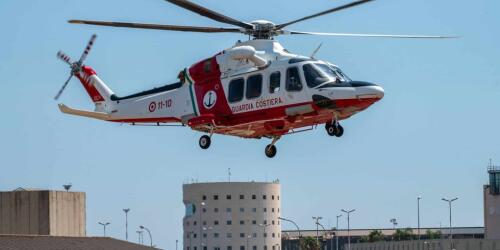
[302,63,350,88]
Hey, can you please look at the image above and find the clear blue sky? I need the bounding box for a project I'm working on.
[1,0,499,248]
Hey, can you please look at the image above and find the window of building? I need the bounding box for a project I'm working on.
[240,233,245,238]
[203,221,207,225]
[277,196,280,200]
[228,78,244,103]
[277,208,280,213]
[252,208,257,212]
[269,71,281,93]
[277,221,280,225]
[263,208,267,212]
[246,74,262,99]
[263,195,267,200]
[204,247,208,250]
[252,194,256,199]
[187,221,190,226]
[215,247,221,250]
[272,245,275,250]
[227,220,232,225]
[240,208,245,212]
[227,247,232,250]
[240,220,245,225]
[226,208,232,213]
[227,233,232,238]
[214,208,219,213]
[240,246,245,250]
[271,195,275,200]
[214,220,219,225]
[263,220,267,225]
[194,247,197,250]
[286,67,302,91]
[194,221,197,226]
[252,233,257,238]
[278,233,280,238]
[264,246,267,250]
[253,246,257,250]
[272,233,275,238]
[214,233,219,238]
[202,195,207,200]
[194,234,197,238]
[239,195,244,199]
[272,208,275,213]
[203,233,207,238]
[214,195,219,200]
[263,233,267,238]
[187,247,190,250]
[202,208,207,213]
[271,220,275,225]
[226,195,232,200]
[252,220,257,225]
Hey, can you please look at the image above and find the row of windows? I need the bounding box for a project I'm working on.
[201,207,280,213]
[187,245,280,250]
[186,219,280,227]
[202,194,279,201]
[187,232,280,239]
[227,72,281,103]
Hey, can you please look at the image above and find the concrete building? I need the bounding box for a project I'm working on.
[485,164,500,239]
[0,188,85,236]
[183,181,281,250]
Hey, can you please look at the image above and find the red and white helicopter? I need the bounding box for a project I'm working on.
[55,0,454,158]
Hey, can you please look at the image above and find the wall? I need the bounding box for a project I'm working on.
[351,239,500,250]
[484,185,500,239]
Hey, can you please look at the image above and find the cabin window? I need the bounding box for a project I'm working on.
[303,64,330,88]
[269,71,281,93]
[286,67,302,92]
[246,74,262,99]
[228,78,244,103]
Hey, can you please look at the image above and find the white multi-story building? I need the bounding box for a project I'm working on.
[183,181,281,250]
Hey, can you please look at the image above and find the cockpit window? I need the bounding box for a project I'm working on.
[303,63,351,88]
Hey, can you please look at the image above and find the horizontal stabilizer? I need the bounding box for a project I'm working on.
[58,103,111,121]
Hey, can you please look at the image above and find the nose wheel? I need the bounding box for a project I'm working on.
[325,122,344,137]
[199,135,211,149]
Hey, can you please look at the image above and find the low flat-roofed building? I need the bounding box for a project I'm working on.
[0,235,158,250]
[0,188,85,236]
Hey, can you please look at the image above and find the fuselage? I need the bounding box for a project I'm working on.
[87,39,384,138]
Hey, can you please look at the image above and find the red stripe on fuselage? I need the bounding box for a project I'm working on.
[75,66,105,102]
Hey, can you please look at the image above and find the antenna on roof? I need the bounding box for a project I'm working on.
[63,183,72,192]
[228,168,231,183]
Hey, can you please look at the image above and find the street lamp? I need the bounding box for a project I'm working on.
[417,197,422,240]
[199,202,206,250]
[390,218,398,229]
[123,208,130,241]
[335,215,342,250]
[442,197,458,249]
[176,239,179,250]
[316,221,327,250]
[140,225,153,247]
[278,217,301,250]
[137,230,144,244]
[98,222,110,237]
[341,209,355,250]
[312,216,323,246]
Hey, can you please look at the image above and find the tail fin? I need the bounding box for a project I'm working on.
[75,66,115,103]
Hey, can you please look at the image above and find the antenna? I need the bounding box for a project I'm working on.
[310,42,323,59]
[228,168,231,182]
[63,183,72,192]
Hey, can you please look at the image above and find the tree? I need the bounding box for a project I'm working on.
[300,236,320,250]
[425,229,442,239]
[367,230,386,242]
[392,228,415,241]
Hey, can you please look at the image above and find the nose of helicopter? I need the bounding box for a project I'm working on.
[351,81,384,100]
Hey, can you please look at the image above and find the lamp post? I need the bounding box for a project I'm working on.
[341,209,355,250]
[442,197,458,250]
[335,215,342,250]
[123,208,130,241]
[258,223,271,250]
[312,216,323,246]
[140,225,153,247]
[176,239,179,250]
[417,197,422,240]
[316,221,327,250]
[98,222,110,237]
[278,217,301,250]
[137,230,144,244]
[200,202,206,250]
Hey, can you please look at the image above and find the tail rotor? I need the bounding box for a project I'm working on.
[54,34,97,100]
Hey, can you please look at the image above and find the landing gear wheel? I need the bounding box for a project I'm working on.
[334,125,344,137]
[326,124,336,136]
[199,135,211,149]
[265,144,277,158]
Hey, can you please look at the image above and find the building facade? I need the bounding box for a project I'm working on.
[484,165,500,239]
[183,181,281,250]
[0,189,86,236]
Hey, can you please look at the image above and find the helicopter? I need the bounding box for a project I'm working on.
[55,0,454,158]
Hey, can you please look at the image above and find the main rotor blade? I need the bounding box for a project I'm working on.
[276,0,374,30]
[69,20,242,33]
[286,30,458,39]
[54,74,73,100]
[165,0,254,30]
